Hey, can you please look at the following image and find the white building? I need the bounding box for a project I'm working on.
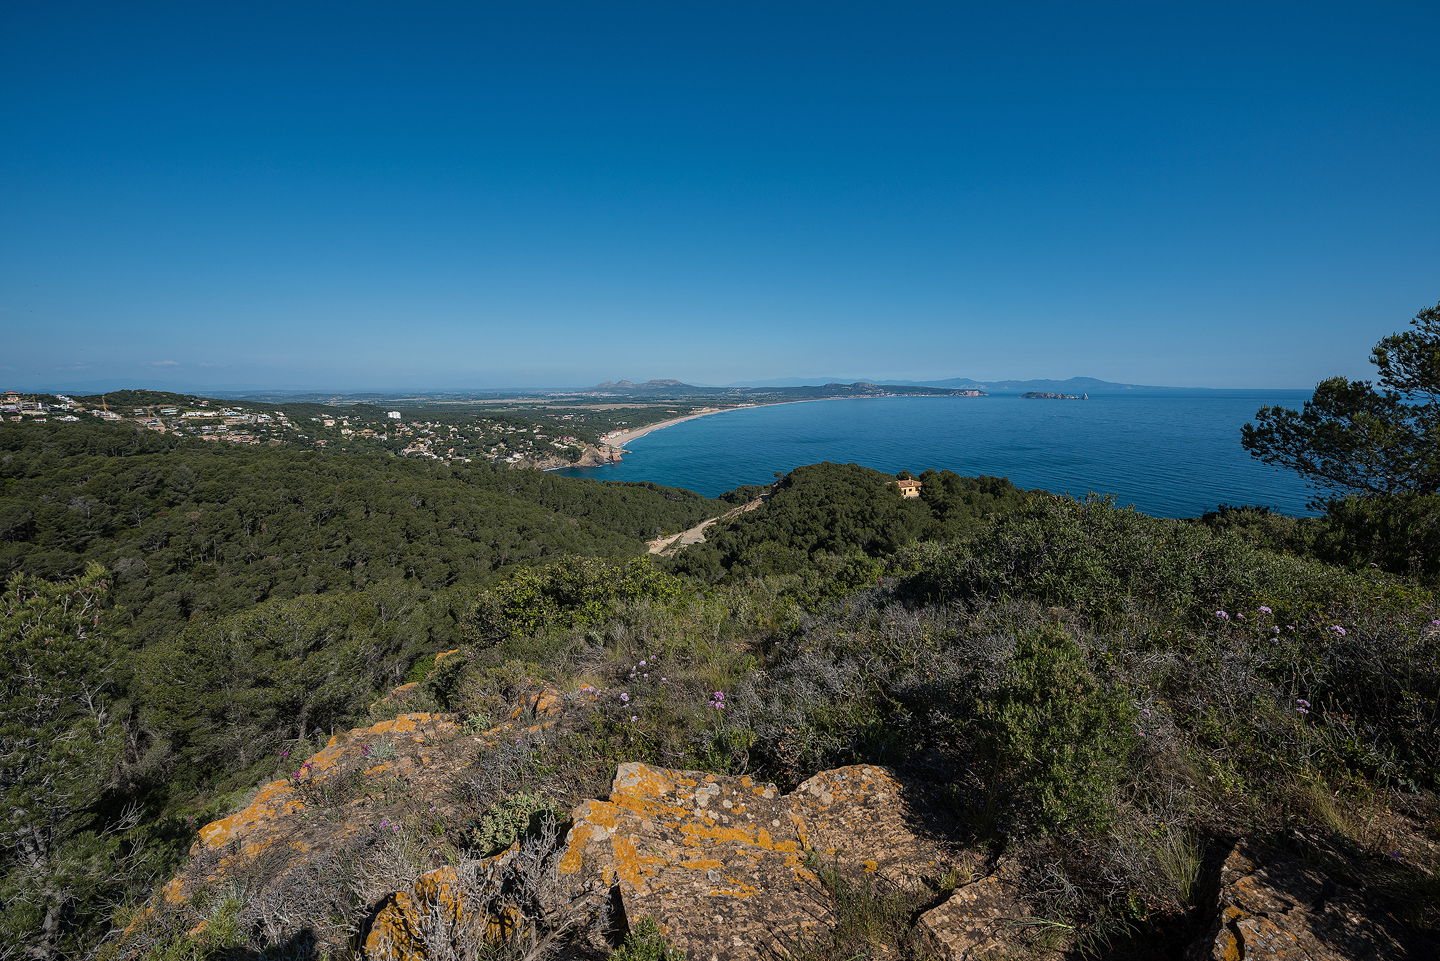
[387,411,402,420]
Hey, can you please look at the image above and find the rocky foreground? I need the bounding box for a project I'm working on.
[119,688,1421,960]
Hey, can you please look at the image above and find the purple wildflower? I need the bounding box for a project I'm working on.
[1258,606,1272,615]
[1215,611,1230,621]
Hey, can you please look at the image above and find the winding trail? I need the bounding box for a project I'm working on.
[647,493,769,555]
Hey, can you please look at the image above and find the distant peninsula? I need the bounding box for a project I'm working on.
[1020,391,1087,400]
[732,375,1170,392]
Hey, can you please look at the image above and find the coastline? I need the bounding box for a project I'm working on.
[601,405,759,448]
[600,394,972,451]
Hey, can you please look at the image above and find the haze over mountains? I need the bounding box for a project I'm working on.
[20,374,1193,397]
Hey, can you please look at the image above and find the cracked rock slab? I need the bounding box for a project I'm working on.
[1193,844,1410,961]
[558,762,957,960]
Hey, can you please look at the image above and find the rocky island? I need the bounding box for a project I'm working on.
[1019,391,1087,399]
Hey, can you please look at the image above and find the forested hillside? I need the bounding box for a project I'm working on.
[4,424,1440,958]
[0,420,725,959]
[1,421,717,636]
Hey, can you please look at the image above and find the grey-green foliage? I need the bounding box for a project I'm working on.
[469,793,556,857]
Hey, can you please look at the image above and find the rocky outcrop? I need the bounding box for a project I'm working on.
[134,689,564,950]
[918,860,1067,960]
[553,762,960,960]
[362,761,971,960]
[1192,843,1411,960]
[523,443,622,470]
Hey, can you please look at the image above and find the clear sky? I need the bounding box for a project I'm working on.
[3,1,1438,391]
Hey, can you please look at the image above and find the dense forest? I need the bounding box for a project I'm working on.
[5,311,1440,960]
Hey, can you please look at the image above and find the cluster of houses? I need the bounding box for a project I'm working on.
[388,417,584,464]
[2,389,82,421]
[4,390,590,466]
[0,391,298,444]
[126,403,294,444]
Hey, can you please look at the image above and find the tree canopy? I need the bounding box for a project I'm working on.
[1242,301,1440,497]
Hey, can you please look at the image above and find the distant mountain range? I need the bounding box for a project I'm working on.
[590,379,692,392]
[728,375,1184,391]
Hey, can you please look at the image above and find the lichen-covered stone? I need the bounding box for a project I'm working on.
[365,866,464,961]
[145,691,563,928]
[918,862,1064,961]
[1192,844,1410,961]
[558,762,959,960]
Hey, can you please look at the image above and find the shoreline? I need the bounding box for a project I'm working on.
[600,394,977,451]
[601,405,759,448]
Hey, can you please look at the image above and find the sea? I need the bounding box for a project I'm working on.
[554,390,1320,518]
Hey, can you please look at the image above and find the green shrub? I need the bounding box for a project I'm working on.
[469,556,685,645]
[609,918,687,960]
[1317,493,1440,583]
[976,626,1137,834]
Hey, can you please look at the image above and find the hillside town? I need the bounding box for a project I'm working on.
[1,390,604,467]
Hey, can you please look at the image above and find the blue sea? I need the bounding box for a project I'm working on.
[556,390,1319,518]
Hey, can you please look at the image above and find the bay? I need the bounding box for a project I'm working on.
[556,390,1319,518]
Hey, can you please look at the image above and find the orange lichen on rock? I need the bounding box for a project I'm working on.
[364,851,527,961]
[196,779,303,851]
[124,693,580,961]
[364,866,463,961]
[554,762,959,961]
[384,681,419,702]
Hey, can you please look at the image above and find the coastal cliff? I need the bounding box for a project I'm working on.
[521,442,623,470]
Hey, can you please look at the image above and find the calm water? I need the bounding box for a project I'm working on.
[556,390,1319,518]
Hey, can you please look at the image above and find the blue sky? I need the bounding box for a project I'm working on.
[3,1,1438,390]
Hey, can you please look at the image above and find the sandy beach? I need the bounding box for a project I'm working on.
[601,395,916,449]
[602,405,755,448]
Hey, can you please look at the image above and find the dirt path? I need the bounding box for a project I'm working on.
[647,494,768,555]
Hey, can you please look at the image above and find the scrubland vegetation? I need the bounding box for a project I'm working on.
[8,453,1440,959]
[5,307,1440,959]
